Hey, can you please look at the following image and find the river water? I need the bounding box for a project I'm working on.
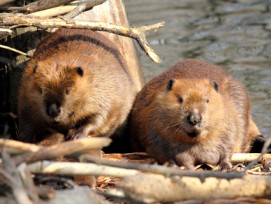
[124,0,271,136]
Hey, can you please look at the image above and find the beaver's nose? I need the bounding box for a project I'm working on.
[187,112,202,126]
[47,103,61,118]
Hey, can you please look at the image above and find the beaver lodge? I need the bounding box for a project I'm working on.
[0,0,271,203]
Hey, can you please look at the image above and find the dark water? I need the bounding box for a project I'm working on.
[124,0,271,136]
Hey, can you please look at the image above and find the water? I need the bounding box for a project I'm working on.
[124,0,271,136]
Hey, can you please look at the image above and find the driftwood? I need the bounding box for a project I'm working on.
[0,13,164,63]
[27,160,139,178]
[12,137,111,165]
[115,173,271,203]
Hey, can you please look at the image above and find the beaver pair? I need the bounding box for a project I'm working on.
[18,29,261,173]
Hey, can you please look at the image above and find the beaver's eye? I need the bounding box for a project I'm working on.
[206,98,209,103]
[66,88,71,95]
[178,96,183,103]
[37,87,43,95]
[76,66,84,77]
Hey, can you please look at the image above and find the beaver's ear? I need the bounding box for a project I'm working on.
[211,80,219,92]
[167,79,175,91]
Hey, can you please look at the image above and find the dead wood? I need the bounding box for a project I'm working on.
[0,28,13,40]
[0,44,30,56]
[1,151,35,204]
[81,154,244,181]
[8,0,74,13]
[64,0,107,19]
[27,160,139,177]
[12,137,111,165]
[0,13,164,63]
[116,173,271,203]
[0,139,42,154]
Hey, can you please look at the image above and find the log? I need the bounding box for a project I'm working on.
[117,173,271,203]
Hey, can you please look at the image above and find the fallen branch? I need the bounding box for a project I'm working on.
[0,139,42,154]
[81,154,243,181]
[1,151,34,204]
[8,0,74,13]
[0,44,30,56]
[27,160,139,178]
[28,0,107,18]
[116,173,271,203]
[231,153,271,163]
[13,137,111,165]
[0,13,164,63]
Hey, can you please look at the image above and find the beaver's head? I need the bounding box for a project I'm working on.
[29,59,93,126]
[157,78,223,142]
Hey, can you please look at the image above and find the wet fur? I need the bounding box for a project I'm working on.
[128,59,261,169]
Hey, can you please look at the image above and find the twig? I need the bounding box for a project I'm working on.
[8,0,74,13]
[0,0,14,6]
[13,137,111,165]
[27,160,140,177]
[0,44,30,56]
[1,151,33,204]
[0,13,164,63]
[80,154,244,181]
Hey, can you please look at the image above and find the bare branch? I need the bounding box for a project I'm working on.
[0,13,164,63]
[27,160,140,177]
[8,0,74,13]
[0,44,30,56]
[13,137,111,165]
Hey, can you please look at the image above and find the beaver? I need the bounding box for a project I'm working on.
[18,28,137,143]
[128,59,261,170]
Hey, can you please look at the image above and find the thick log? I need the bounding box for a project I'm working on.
[117,173,271,203]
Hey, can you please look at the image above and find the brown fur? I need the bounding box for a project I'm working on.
[128,59,261,170]
[18,28,137,186]
[18,28,136,143]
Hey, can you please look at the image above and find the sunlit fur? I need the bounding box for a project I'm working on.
[128,59,261,169]
[18,28,137,143]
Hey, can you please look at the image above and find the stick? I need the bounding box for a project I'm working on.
[0,13,164,63]
[0,0,14,6]
[64,0,106,19]
[28,0,107,18]
[0,44,30,56]
[80,154,244,181]
[117,173,271,203]
[27,160,139,178]
[0,139,42,154]
[8,0,74,13]
[13,137,111,165]
[231,153,271,163]
[1,151,33,204]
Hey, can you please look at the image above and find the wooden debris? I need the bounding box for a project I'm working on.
[116,173,271,203]
[0,13,164,63]
[13,137,111,165]
[27,160,140,178]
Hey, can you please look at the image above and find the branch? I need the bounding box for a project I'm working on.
[0,139,42,154]
[116,173,271,203]
[0,44,30,56]
[81,154,244,181]
[8,0,74,13]
[13,137,111,165]
[27,160,140,178]
[0,28,13,39]
[0,13,164,63]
